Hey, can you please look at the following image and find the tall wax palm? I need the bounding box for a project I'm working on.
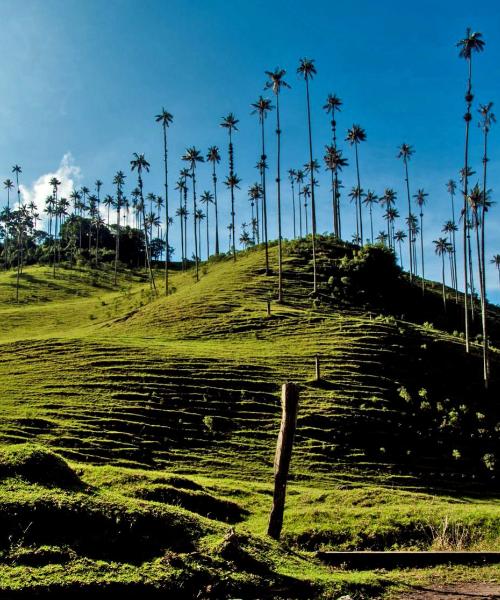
[113,171,126,286]
[384,207,399,249]
[491,254,500,287]
[434,237,452,310]
[221,113,239,261]
[251,97,273,273]
[49,177,61,277]
[248,183,261,244]
[175,178,186,268]
[265,68,290,301]
[478,101,495,387]
[397,143,415,281]
[468,184,491,386]
[288,169,297,238]
[130,153,156,291]
[206,146,221,255]
[348,186,364,242]
[414,188,428,293]
[346,125,367,244]
[155,108,173,295]
[362,190,378,244]
[323,146,348,238]
[323,93,343,236]
[180,168,191,265]
[295,170,305,238]
[182,147,204,281]
[395,230,407,267]
[446,179,459,296]
[12,165,22,208]
[457,27,485,353]
[95,179,102,253]
[443,220,459,296]
[297,58,319,294]
[200,191,214,259]
[195,209,205,259]
[3,179,14,265]
[302,184,311,236]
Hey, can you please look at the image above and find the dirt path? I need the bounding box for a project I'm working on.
[396,583,500,599]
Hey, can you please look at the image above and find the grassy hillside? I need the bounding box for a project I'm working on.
[0,239,498,598]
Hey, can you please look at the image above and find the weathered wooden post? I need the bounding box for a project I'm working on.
[314,354,321,381]
[267,382,299,540]
[266,300,271,317]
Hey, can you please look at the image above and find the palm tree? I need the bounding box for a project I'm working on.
[323,146,348,238]
[180,169,190,265]
[113,171,125,286]
[288,169,297,238]
[414,188,428,293]
[376,230,388,246]
[346,125,367,244]
[195,209,205,260]
[397,143,415,281]
[49,177,61,277]
[12,165,22,207]
[457,27,485,353]
[221,113,239,262]
[206,146,221,255]
[182,147,204,281]
[323,93,343,237]
[446,179,459,296]
[443,220,459,296]
[362,190,378,244]
[348,186,364,242]
[491,254,500,287]
[155,108,173,295]
[384,207,399,249]
[130,153,155,291]
[265,69,290,301]
[477,101,495,387]
[395,230,407,267]
[251,97,273,273]
[295,170,305,238]
[302,184,311,235]
[248,183,261,244]
[3,179,14,265]
[297,58,319,294]
[434,237,452,310]
[200,190,214,259]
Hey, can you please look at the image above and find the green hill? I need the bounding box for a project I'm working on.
[0,239,498,598]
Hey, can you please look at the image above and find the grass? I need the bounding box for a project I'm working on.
[0,239,498,597]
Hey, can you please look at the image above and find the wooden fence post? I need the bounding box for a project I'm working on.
[267,382,299,540]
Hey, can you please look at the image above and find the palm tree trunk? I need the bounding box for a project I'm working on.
[461,57,473,352]
[206,208,210,260]
[192,168,199,281]
[354,144,363,244]
[114,205,120,286]
[276,93,284,302]
[298,183,302,238]
[261,119,269,274]
[480,128,489,387]
[213,163,219,255]
[420,213,425,294]
[404,158,413,281]
[291,180,296,239]
[441,253,446,311]
[162,123,170,296]
[305,78,318,293]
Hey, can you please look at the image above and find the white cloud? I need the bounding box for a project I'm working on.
[19,153,82,223]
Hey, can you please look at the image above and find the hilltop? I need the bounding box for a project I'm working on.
[0,238,498,598]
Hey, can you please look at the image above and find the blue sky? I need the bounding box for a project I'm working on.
[1,0,499,302]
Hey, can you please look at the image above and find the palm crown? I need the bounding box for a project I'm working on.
[346,125,367,145]
[264,68,290,95]
[155,108,173,127]
[457,28,485,59]
[220,113,239,133]
[251,96,274,121]
[297,58,317,80]
[206,146,221,164]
